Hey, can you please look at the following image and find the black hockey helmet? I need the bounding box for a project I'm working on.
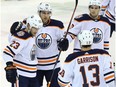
[10,21,23,35]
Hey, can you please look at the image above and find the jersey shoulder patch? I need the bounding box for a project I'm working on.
[13,31,32,40]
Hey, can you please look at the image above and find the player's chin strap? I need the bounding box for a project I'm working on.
[47,0,78,87]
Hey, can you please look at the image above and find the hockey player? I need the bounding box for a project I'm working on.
[36,2,69,87]
[3,15,43,87]
[58,30,115,87]
[67,0,111,52]
[100,0,115,37]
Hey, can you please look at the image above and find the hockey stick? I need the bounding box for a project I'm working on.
[64,0,78,38]
[11,83,14,87]
[47,0,78,87]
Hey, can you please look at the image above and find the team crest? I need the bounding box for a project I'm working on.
[36,33,52,49]
[90,28,103,43]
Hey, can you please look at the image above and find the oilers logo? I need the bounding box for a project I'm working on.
[36,33,52,49]
[90,28,103,43]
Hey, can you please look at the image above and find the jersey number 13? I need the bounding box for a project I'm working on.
[80,64,100,87]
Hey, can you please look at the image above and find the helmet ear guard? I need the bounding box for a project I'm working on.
[37,2,52,13]
[78,30,93,46]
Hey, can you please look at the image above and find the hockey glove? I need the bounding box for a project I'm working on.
[5,62,17,83]
[58,38,69,51]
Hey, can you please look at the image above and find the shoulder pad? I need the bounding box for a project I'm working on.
[47,19,64,29]
[65,49,110,62]
[90,49,110,55]
[75,14,84,19]
[99,15,110,25]
[74,14,90,22]
[65,52,86,62]
[13,31,32,40]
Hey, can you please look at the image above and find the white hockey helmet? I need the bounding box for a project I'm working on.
[26,15,43,29]
[37,2,52,12]
[78,30,93,46]
[89,0,101,7]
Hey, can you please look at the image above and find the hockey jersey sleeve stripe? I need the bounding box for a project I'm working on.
[106,79,115,84]
[38,57,58,64]
[14,62,37,71]
[7,46,15,55]
[104,44,109,46]
[104,41,109,43]
[101,6,107,9]
[58,78,69,87]
[105,75,115,83]
[37,61,60,66]
[104,71,115,83]
[105,10,115,20]
[104,45,109,50]
[68,32,77,37]
[104,71,114,76]
[104,48,109,50]
[68,32,76,39]
[105,15,115,22]
[104,41,109,50]
[3,51,13,58]
[101,9,106,11]
[4,48,15,57]
[17,68,37,73]
[13,59,37,66]
[104,74,115,80]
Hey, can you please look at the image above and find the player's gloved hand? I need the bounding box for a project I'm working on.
[58,38,69,51]
[4,62,17,83]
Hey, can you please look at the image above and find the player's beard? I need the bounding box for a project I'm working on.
[90,13,99,19]
[42,17,50,25]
